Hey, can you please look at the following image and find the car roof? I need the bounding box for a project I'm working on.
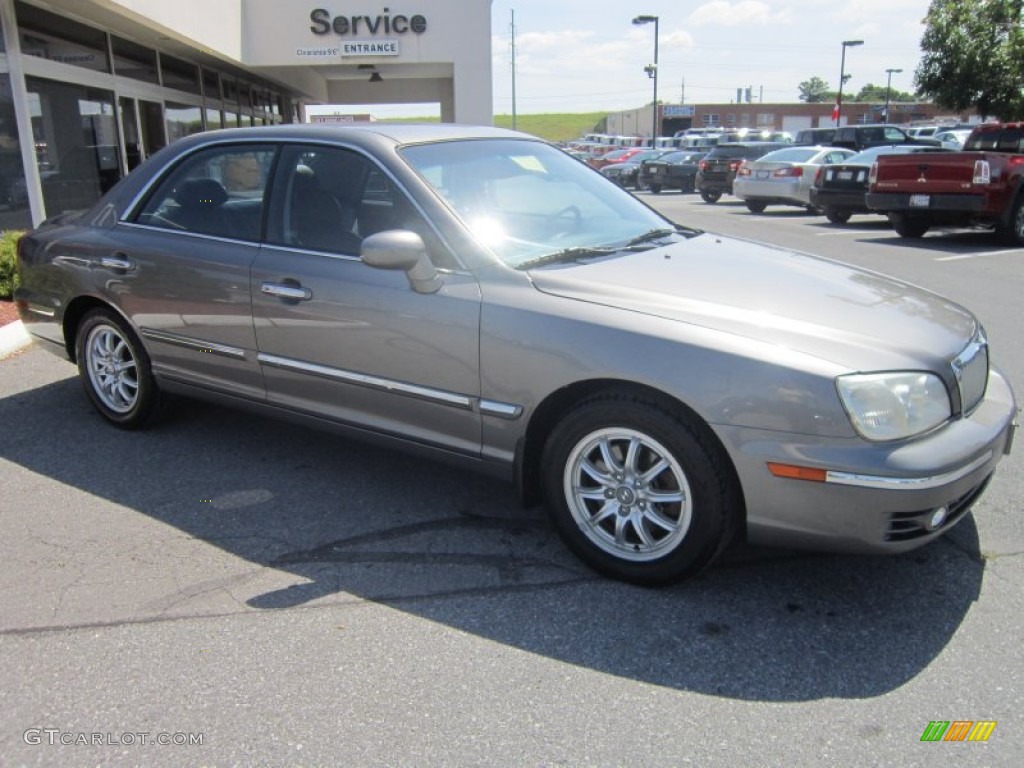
[168,123,536,153]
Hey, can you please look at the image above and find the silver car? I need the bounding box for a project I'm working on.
[733,145,855,212]
[15,124,1017,585]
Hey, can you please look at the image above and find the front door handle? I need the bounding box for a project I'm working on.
[99,254,134,271]
[261,282,312,301]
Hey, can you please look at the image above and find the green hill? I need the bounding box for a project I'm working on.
[379,112,607,143]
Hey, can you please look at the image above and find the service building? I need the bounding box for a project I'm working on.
[0,0,493,228]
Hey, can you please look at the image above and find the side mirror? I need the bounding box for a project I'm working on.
[360,230,442,294]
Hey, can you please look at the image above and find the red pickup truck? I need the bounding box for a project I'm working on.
[865,122,1024,241]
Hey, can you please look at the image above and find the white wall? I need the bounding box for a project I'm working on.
[107,0,244,59]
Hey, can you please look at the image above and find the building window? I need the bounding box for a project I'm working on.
[160,54,200,95]
[756,113,775,126]
[204,108,222,131]
[0,73,32,229]
[702,113,719,127]
[725,114,737,127]
[24,76,120,219]
[165,102,203,142]
[112,37,159,84]
[16,1,109,73]
[202,69,221,104]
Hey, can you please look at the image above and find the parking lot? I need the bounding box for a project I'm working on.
[1,193,1021,767]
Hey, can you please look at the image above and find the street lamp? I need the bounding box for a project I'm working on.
[883,68,903,123]
[632,15,659,143]
[835,39,864,127]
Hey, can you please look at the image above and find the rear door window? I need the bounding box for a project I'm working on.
[133,144,276,241]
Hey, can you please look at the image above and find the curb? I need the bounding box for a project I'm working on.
[0,320,32,360]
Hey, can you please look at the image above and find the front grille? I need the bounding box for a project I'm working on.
[952,332,989,415]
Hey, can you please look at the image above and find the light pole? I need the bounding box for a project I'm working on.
[632,15,659,143]
[835,39,864,127]
[883,68,902,123]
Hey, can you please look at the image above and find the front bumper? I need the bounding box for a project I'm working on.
[715,368,1017,554]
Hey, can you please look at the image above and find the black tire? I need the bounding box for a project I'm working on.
[701,190,722,204]
[745,201,767,214]
[998,194,1024,245]
[889,213,929,239]
[649,184,662,194]
[541,392,738,585]
[825,209,851,224]
[75,308,160,429]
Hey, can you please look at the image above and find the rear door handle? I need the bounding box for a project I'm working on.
[261,282,312,301]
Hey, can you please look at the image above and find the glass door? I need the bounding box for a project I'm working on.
[118,96,143,171]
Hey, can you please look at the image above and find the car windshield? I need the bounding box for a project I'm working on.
[401,138,683,268]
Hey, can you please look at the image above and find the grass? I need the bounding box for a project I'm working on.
[378,112,608,143]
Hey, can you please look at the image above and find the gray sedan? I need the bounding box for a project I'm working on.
[732,145,855,212]
[15,124,1017,584]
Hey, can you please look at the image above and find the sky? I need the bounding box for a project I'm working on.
[318,0,932,118]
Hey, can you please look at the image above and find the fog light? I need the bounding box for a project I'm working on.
[928,506,948,530]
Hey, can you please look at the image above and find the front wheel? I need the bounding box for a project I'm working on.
[76,308,160,429]
[649,184,662,194]
[745,201,767,214]
[701,190,722,204]
[889,213,929,238]
[542,393,737,585]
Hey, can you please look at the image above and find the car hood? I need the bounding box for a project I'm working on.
[528,233,977,371]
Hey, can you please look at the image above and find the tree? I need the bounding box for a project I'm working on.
[916,0,1024,119]
[798,76,831,102]
[854,83,916,102]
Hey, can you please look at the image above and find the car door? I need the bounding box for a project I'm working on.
[251,144,483,456]
[117,142,277,399]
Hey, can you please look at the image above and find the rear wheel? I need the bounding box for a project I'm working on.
[649,184,662,194]
[998,194,1024,245]
[825,208,852,224]
[745,201,767,214]
[701,190,722,204]
[75,308,159,429]
[889,213,929,239]
[542,393,737,585]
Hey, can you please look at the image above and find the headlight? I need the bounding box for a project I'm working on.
[836,372,951,441]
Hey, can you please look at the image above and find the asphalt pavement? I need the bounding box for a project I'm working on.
[1,198,1021,767]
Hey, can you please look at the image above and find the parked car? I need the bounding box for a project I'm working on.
[732,146,855,213]
[933,129,972,150]
[15,124,1017,585]
[794,127,837,146]
[830,124,940,151]
[637,150,708,193]
[600,149,666,189]
[810,144,949,224]
[588,147,644,170]
[695,142,789,202]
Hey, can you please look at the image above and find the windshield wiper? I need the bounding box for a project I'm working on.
[516,246,622,270]
[625,227,679,246]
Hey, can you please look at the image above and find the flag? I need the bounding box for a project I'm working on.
[831,99,840,123]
